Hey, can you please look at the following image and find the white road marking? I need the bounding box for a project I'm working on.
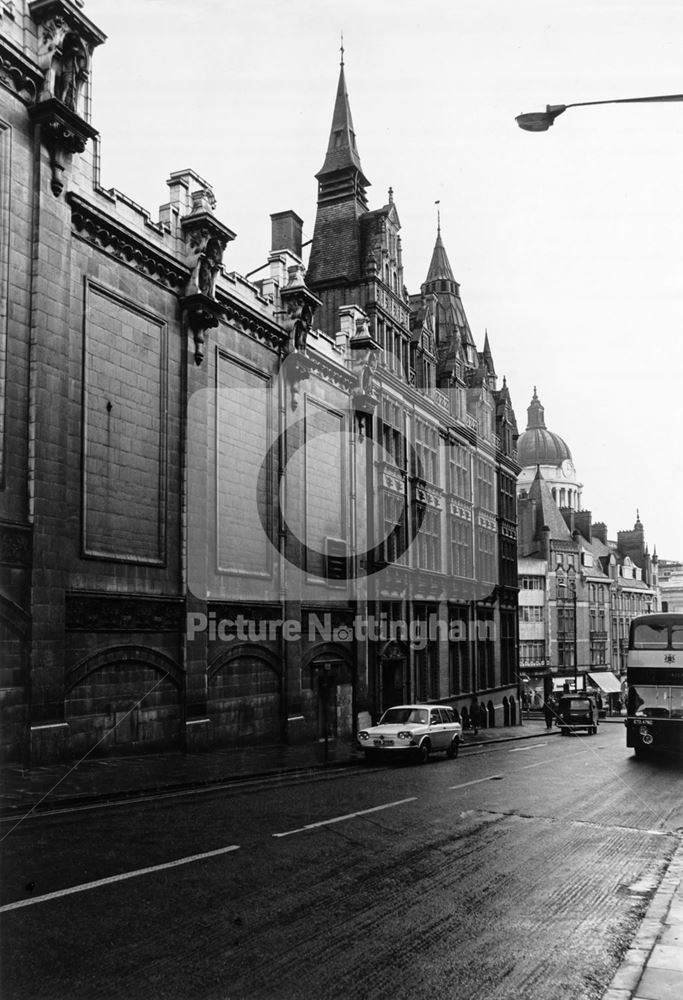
[509,743,547,752]
[272,797,417,838]
[519,750,589,770]
[0,844,240,913]
[449,774,504,790]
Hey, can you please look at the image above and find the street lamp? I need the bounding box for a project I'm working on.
[516,93,683,131]
[567,565,578,693]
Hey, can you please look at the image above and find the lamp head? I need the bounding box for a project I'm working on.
[515,104,567,131]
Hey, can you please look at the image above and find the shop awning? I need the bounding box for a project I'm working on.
[587,671,622,694]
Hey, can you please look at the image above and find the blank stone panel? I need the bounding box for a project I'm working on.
[82,282,167,563]
[215,355,272,577]
[304,398,345,578]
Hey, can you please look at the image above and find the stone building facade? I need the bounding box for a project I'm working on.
[0,3,521,765]
[516,392,658,704]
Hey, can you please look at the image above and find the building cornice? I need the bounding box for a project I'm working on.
[67,191,190,292]
[0,34,43,103]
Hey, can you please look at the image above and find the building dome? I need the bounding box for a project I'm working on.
[517,388,572,467]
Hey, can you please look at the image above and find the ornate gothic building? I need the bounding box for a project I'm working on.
[0,4,520,764]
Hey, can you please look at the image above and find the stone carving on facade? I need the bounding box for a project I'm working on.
[349,314,381,438]
[28,0,105,195]
[279,263,321,408]
[179,185,235,364]
[65,594,185,632]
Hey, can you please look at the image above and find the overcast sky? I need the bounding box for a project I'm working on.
[84,0,683,559]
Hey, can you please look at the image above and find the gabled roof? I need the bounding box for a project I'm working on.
[518,466,574,556]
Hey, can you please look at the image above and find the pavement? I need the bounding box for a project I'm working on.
[1,712,680,1000]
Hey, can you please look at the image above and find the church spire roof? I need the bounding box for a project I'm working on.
[316,60,368,181]
[425,225,456,284]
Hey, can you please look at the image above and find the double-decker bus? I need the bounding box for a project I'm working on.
[626,613,683,757]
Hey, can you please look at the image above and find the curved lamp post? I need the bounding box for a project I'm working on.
[516,93,683,131]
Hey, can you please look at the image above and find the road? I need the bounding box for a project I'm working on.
[1,725,681,1000]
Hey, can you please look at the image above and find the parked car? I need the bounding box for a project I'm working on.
[556,694,598,735]
[357,704,462,764]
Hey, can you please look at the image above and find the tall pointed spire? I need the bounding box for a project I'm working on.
[482,330,496,377]
[307,51,370,296]
[425,222,456,284]
[316,57,367,181]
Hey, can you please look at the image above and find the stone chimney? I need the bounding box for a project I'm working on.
[271,211,303,259]
[574,510,592,541]
[592,522,608,545]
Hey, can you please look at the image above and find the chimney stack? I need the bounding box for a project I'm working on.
[271,211,303,259]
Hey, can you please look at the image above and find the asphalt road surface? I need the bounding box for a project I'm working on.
[1,725,681,1000]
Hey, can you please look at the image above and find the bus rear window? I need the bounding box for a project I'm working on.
[672,625,683,650]
[632,623,669,649]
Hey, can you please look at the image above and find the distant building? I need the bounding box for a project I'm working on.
[516,392,657,703]
[659,561,683,613]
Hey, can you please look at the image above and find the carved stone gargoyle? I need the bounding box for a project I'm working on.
[28,0,106,196]
[349,315,382,438]
[279,264,321,408]
[179,187,236,365]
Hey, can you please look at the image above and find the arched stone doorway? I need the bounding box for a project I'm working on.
[208,646,282,747]
[65,646,183,757]
[305,645,354,741]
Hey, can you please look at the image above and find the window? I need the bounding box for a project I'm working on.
[416,506,441,571]
[378,399,405,469]
[519,606,543,623]
[476,528,496,583]
[448,442,471,499]
[450,516,472,578]
[414,417,439,485]
[475,458,495,512]
[383,491,407,565]
[520,576,545,590]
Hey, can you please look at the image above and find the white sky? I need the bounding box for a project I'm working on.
[84,0,683,559]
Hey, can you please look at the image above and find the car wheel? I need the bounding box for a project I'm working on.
[446,737,460,759]
[415,741,430,765]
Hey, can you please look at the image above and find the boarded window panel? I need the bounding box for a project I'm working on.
[83,283,167,563]
[303,399,344,579]
[215,356,271,576]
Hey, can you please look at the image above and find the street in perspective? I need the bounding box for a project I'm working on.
[1,720,682,1000]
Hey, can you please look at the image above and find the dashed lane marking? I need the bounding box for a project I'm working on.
[272,797,418,838]
[0,844,241,913]
[449,775,504,790]
[509,743,547,752]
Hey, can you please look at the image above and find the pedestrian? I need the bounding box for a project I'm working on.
[469,697,480,736]
[543,694,556,730]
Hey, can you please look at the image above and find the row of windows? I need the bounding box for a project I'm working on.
[376,410,500,514]
[520,576,545,590]
[520,641,546,661]
[519,606,544,622]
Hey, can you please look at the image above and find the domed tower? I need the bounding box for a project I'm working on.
[516,388,583,509]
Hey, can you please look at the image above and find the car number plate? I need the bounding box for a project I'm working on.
[374,739,394,746]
